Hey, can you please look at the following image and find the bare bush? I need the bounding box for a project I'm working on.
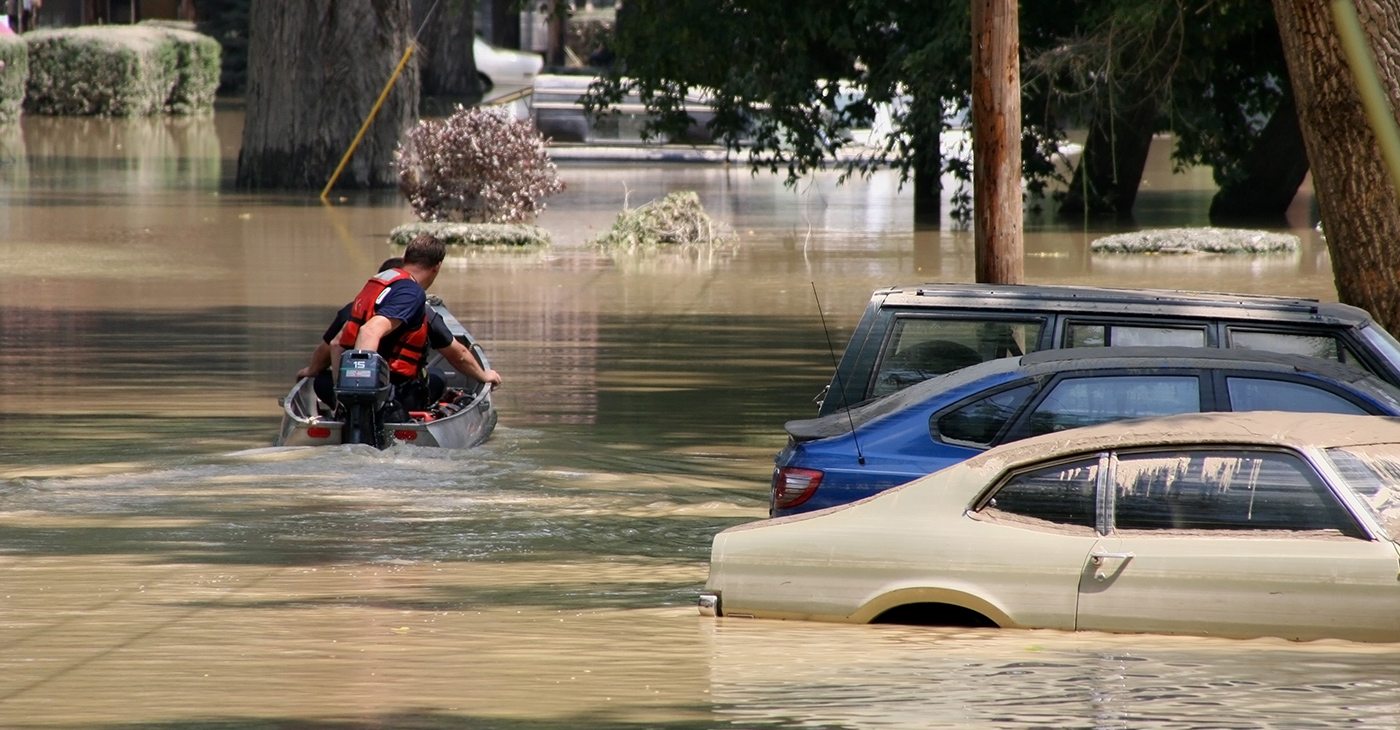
[397,106,565,223]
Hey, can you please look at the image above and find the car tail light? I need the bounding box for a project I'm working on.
[773,467,823,510]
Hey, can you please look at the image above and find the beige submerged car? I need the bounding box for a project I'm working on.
[701,411,1400,642]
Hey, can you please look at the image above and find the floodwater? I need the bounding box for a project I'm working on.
[2,110,1395,730]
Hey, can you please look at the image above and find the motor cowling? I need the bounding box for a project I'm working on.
[334,350,391,407]
[335,350,392,448]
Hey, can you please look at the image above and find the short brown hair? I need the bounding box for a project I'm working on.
[403,234,446,267]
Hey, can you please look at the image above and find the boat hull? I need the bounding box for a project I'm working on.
[275,376,497,448]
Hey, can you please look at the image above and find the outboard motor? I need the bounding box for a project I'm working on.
[334,350,391,448]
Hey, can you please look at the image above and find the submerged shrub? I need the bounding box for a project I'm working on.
[0,35,27,123]
[24,26,219,116]
[389,221,551,248]
[590,190,735,250]
[397,106,565,223]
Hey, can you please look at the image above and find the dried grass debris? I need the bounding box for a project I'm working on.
[589,190,735,250]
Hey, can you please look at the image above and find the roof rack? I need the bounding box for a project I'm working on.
[899,283,1322,315]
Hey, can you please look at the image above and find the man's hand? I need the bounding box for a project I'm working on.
[440,340,503,389]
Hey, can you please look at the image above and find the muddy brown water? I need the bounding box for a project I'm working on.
[1,112,1395,729]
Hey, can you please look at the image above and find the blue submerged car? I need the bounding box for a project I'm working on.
[771,346,1400,516]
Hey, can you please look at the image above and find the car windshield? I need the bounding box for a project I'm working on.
[1324,443,1400,540]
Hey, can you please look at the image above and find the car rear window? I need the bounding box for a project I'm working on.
[873,317,1044,398]
[981,457,1100,529]
[936,384,1036,446]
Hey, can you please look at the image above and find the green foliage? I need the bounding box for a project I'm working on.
[587,0,972,190]
[24,26,220,116]
[590,0,1290,213]
[0,34,27,123]
[589,191,734,250]
[1020,0,1288,192]
[193,0,249,94]
[143,22,223,114]
[397,106,566,223]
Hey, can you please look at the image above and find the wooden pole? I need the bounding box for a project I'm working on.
[971,0,1024,284]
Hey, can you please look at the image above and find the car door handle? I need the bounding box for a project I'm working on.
[1089,551,1135,582]
[1089,551,1135,566]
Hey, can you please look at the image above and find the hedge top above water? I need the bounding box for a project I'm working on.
[24,24,220,117]
[0,34,26,123]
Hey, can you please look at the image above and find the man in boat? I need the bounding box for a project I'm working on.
[297,236,502,414]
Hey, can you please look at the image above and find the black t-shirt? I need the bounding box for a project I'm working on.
[324,303,454,349]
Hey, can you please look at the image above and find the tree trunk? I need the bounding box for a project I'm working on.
[489,0,519,49]
[1273,0,1400,331]
[545,0,567,67]
[1209,90,1310,222]
[237,0,418,190]
[911,125,941,226]
[412,0,481,100]
[1058,93,1157,218]
[971,0,1023,284]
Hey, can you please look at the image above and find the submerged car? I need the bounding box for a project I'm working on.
[474,37,543,90]
[706,411,1400,642]
[818,284,1400,416]
[774,347,1400,516]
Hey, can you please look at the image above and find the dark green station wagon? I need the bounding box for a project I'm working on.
[818,284,1400,416]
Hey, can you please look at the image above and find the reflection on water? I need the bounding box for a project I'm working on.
[0,110,1383,729]
[707,621,1400,728]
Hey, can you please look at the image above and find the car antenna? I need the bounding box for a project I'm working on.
[812,282,866,465]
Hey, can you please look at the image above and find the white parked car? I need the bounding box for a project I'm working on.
[474,37,543,90]
[701,411,1400,642]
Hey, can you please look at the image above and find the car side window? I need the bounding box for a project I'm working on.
[1064,323,1207,348]
[872,317,1045,397]
[1227,330,1373,373]
[1111,449,1363,535]
[1026,376,1201,436]
[1226,377,1369,415]
[981,457,1099,528]
[936,384,1036,446]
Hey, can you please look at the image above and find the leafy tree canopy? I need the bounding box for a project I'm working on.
[588,0,1290,212]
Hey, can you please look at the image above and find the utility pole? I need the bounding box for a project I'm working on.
[971,0,1024,284]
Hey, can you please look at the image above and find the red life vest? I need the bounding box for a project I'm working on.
[338,269,431,379]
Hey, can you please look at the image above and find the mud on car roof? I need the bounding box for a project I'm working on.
[880,283,1361,321]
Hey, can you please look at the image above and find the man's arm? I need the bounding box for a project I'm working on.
[354,314,402,352]
[438,340,502,388]
[295,342,332,380]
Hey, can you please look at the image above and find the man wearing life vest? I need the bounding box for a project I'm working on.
[328,235,459,413]
[298,256,503,409]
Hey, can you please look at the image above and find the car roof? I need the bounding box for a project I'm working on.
[786,347,1400,442]
[875,283,1373,325]
[962,411,1400,476]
